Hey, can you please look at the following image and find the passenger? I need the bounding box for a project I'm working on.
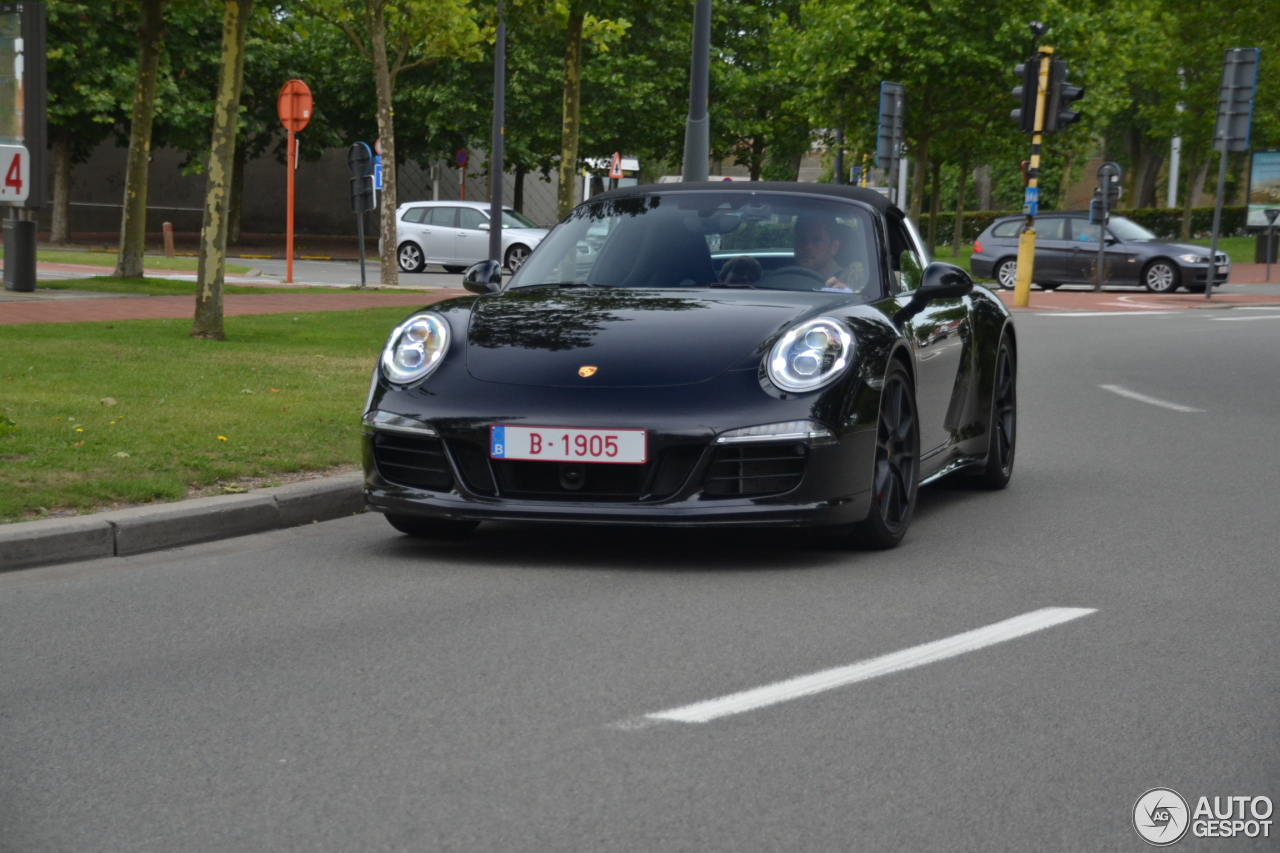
[792,213,867,292]
[718,255,763,286]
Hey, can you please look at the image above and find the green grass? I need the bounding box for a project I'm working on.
[0,248,252,274]
[0,308,416,522]
[37,276,361,296]
[1185,236,1253,264]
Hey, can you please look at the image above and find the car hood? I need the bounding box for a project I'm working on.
[465,288,819,387]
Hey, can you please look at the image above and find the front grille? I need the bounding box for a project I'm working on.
[372,432,453,491]
[703,442,807,497]
[472,443,704,503]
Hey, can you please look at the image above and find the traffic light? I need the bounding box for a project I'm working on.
[1044,59,1084,132]
[1010,58,1039,132]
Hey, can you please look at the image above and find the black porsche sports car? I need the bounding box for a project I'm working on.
[362,183,1016,548]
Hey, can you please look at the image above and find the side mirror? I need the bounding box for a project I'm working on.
[893,262,973,325]
[462,260,503,294]
[1105,236,1119,245]
[478,221,490,231]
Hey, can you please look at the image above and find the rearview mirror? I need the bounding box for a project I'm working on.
[463,260,503,294]
[893,262,973,325]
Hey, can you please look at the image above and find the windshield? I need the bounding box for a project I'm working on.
[501,209,540,229]
[1107,216,1158,241]
[508,191,882,298]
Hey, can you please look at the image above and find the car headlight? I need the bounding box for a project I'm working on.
[1178,254,1206,264]
[767,317,854,393]
[380,312,450,385]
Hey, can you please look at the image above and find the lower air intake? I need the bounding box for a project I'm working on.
[703,442,807,497]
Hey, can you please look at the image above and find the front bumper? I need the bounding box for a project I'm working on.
[1181,260,1230,287]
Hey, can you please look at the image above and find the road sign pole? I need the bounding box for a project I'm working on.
[286,129,295,282]
[1013,49,1053,308]
[488,1,506,265]
[681,0,711,182]
[356,208,366,288]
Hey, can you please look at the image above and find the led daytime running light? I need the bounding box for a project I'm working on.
[767,317,854,392]
[380,312,450,385]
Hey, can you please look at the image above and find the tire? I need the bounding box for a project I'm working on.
[994,258,1018,290]
[504,244,531,272]
[443,265,467,274]
[397,242,425,273]
[1143,260,1180,293]
[967,335,1016,489]
[1184,282,1206,293]
[1039,282,1061,291]
[848,362,920,549]
[384,514,479,539]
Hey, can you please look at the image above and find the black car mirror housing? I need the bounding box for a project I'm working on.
[893,262,974,325]
[463,260,503,294]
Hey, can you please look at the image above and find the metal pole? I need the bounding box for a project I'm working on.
[1268,223,1273,282]
[488,1,505,264]
[1167,136,1181,208]
[1205,144,1230,300]
[681,0,711,182]
[897,157,908,207]
[1013,49,1053,308]
[356,206,367,288]
[1095,200,1106,291]
[286,129,295,283]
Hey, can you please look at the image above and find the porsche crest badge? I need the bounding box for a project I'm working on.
[578,365,598,377]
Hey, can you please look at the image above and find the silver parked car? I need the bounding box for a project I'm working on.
[394,201,548,273]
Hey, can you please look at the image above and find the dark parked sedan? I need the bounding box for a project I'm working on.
[969,212,1230,293]
[362,183,1016,549]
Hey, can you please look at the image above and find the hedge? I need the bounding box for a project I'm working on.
[918,206,1248,246]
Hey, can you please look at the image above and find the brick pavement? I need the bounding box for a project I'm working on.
[0,290,467,326]
[994,287,1280,312]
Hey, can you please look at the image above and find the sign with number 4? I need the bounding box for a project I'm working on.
[0,145,30,203]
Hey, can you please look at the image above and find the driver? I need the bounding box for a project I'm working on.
[792,213,866,292]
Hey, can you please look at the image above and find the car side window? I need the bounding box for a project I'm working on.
[1037,217,1066,240]
[458,208,487,230]
[427,207,457,227]
[991,220,1020,238]
[401,207,426,223]
[1072,220,1104,242]
[885,216,923,294]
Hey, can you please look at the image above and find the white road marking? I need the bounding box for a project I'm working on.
[1098,384,1204,412]
[1035,311,1177,317]
[1210,315,1280,321]
[630,607,1096,726]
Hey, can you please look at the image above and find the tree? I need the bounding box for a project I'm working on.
[113,0,170,278]
[191,0,254,341]
[46,1,135,245]
[296,0,483,286]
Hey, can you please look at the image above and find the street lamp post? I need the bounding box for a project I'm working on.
[681,0,711,183]
[488,1,506,265]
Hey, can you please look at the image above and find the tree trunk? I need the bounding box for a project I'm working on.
[227,141,246,247]
[749,134,764,181]
[973,165,992,211]
[926,158,941,255]
[513,162,525,213]
[556,6,584,219]
[50,128,72,245]
[951,155,968,257]
[1181,156,1210,239]
[908,136,929,224]
[368,2,399,286]
[113,0,169,278]
[1134,145,1164,209]
[192,0,252,341]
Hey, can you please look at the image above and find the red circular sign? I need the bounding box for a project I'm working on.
[277,79,313,132]
[455,149,469,167]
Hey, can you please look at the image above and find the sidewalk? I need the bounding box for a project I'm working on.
[995,285,1280,312]
[0,289,466,325]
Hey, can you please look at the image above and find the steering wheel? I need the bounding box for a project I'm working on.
[768,265,828,284]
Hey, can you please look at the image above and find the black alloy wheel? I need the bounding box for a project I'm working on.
[398,242,425,273]
[385,514,480,539]
[1143,260,1180,293]
[851,362,919,549]
[968,335,1016,489]
[504,244,531,272]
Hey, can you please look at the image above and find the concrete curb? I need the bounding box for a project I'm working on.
[0,472,366,573]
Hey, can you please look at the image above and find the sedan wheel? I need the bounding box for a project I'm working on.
[967,336,1016,489]
[1143,260,1179,293]
[850,363,919,549]
[995,258,1018,290]
[504,244,531,272]
[398,242,425,273]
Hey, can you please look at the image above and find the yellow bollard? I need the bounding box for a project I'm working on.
[1013,228,1036,307]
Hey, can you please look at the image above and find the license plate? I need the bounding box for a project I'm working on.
[1218,265,1229,274]
[490,425,647,464]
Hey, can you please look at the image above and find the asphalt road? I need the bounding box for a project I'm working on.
[3,307,1279,852]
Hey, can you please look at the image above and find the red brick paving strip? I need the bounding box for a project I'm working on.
[995,289,1280,312]
[0,290,468,326]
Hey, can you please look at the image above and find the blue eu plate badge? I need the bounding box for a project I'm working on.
[491,425,506,458]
